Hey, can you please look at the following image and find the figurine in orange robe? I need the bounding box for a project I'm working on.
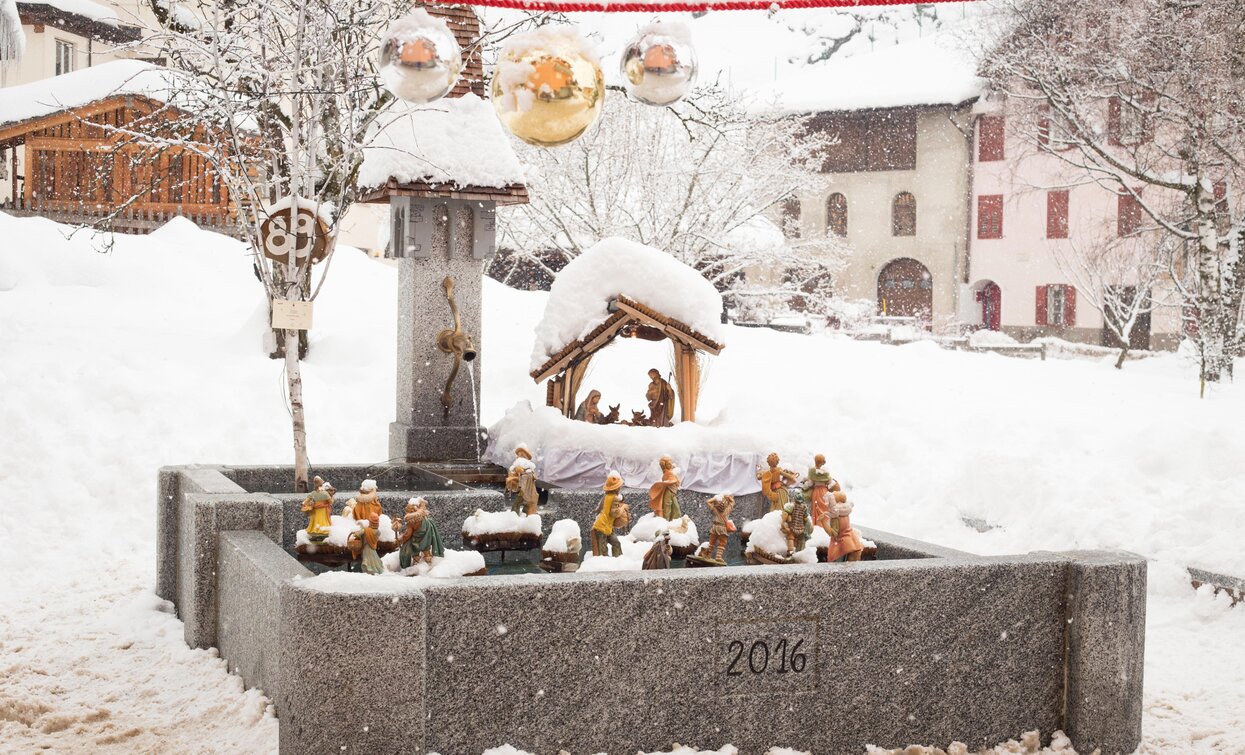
[802,454,841,525]
[820,490,864,562]
[648,455,681,520]
[758,453,798,512]
[345,479,382,522]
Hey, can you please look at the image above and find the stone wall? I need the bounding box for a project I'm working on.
[161,466,1146,755]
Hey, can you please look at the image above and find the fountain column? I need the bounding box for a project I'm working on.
[389,197,497,462]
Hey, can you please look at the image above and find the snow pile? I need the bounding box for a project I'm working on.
[3,214,1245,750]
[358,93,525,190]
[578,536,654,572]
[381,548,486,578]
[629,512,699,549]
[462,509,542,537]
[295,514,395,547]
[0,60,193,127]
[744,511,817,564]
[544,518,582,553]
[528,236,725,372]
[969,329,1021,347]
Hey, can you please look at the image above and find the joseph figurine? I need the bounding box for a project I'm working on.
[645,369,675,427]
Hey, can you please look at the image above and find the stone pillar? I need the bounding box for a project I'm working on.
[1063,550,1147,755]
[389,198,495,461]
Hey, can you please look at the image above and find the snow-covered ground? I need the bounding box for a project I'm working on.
[1,213,1243,752]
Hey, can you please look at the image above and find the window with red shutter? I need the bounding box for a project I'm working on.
[1117,192,1143,236]
[978,115,1005,162]
[1035,285,1048,326]
[1064,285,1077,326]
[977,194,1003,239]
[1047,190,1069,239]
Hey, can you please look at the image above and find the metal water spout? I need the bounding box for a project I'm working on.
[437,276,476,417]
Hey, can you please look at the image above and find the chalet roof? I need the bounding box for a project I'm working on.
[17,1,141,44]
[530,294,725,383]
[357,93,527,203]
[0,60,188,130]
[529,237,726,374]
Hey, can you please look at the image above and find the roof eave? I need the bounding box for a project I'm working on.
[17,2,142,44]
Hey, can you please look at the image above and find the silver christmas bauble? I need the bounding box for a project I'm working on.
[379,9,461,105]
[620,23,697,107]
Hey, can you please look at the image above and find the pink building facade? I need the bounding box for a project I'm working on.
[965,103,1183,350]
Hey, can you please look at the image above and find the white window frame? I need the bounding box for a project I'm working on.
[55,39,76,76]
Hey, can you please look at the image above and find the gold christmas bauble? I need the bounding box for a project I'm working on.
[491,27,604,147]
[620,22,697,107]
[378,9,461,105]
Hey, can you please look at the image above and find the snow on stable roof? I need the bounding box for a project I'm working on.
[777,32,982,113]
[358,93,525,191]
[529,236,725,374]
[0,59,187,128]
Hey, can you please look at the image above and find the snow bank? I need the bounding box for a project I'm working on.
[462,509,542,537]
[629,512,699,548]
[0,60,192,127]
[544,518,582,553]
[297,571,426,594]
[529,236,725,372]
[358,93,525,190]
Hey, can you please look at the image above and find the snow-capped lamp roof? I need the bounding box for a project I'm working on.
[777,32,983,114]
[529,237,726,375]
[357,93,527,204]
[0,59,189,129]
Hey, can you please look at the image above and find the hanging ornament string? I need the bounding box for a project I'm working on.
[424,0,970,12]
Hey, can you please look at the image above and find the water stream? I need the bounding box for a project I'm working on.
[466,361,481,462]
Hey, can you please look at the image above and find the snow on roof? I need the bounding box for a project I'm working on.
[358,93,525,191]
[777,32,983,114]
[0,59,187,128]
[529,236,725,373]
[28,0,120,25]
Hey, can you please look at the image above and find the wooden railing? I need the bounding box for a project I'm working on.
[0,194,244,238]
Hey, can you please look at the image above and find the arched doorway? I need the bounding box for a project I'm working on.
[877,258,933,320]
[974,281,1002,330]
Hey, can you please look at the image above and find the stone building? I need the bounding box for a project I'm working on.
[780,34,980,333]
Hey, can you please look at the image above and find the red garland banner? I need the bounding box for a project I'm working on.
[429,0,971,12]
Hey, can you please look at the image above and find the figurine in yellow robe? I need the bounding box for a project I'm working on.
[758,453,797,512]
[300,476,334,540]
[591,472,627,557]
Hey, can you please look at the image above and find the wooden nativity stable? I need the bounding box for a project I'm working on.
[530,294,725,424]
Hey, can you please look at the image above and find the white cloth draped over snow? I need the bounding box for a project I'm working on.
[487,401,766,494]
[535,447,763,495]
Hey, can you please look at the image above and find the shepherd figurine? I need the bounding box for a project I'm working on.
[648,455,682,521]
[505,444,539,516]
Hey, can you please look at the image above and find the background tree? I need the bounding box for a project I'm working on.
[982,0,1245,387]
[498,85,848,305]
